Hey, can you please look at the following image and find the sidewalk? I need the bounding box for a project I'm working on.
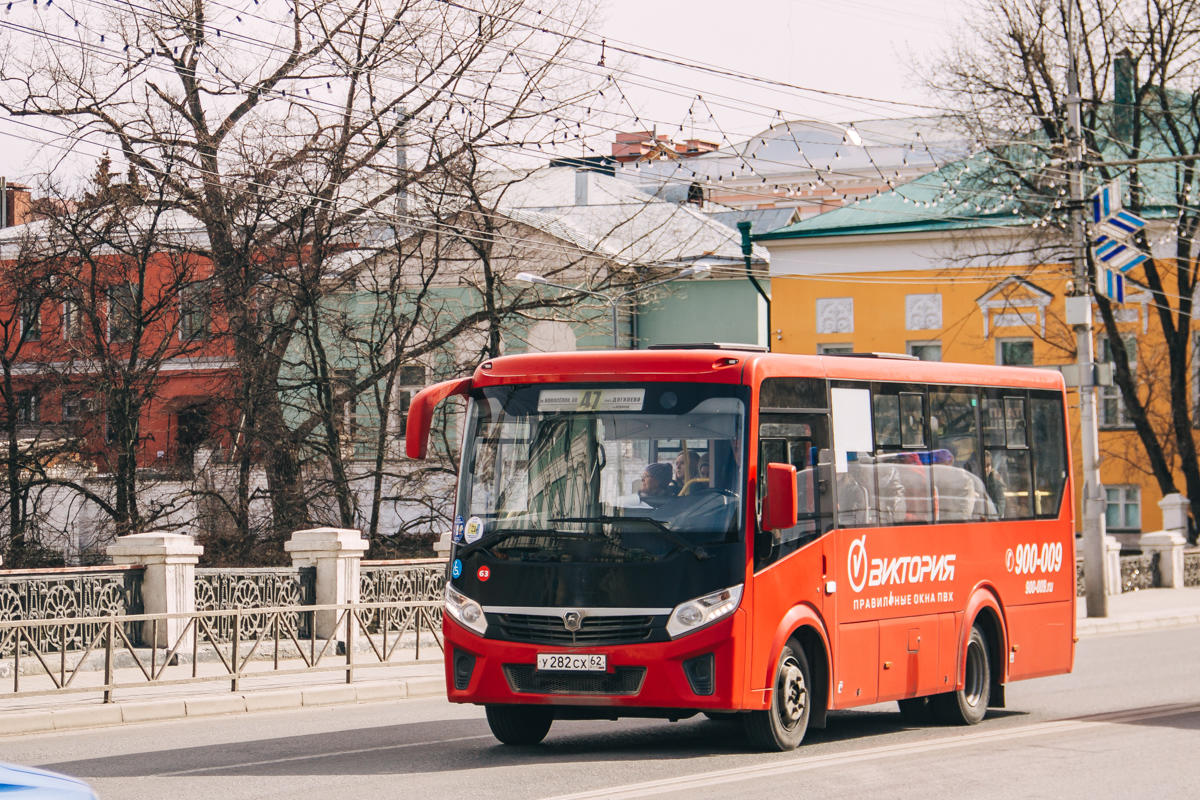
[0,655,446,738]
[1076,585,1200,636]
[3,588,1198,739]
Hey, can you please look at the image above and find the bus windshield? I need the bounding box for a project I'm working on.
[454,383,747,563]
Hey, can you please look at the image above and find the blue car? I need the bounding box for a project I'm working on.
[0,763,98,799]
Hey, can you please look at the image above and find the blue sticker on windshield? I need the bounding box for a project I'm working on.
[451,559,463,579]
[453,515,465,543]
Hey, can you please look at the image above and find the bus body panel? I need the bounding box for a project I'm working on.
[1003,599,1075,680]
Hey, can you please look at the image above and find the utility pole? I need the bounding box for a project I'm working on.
[395,106,409,224]
[1065,7,1109,617]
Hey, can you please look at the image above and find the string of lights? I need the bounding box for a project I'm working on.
[3,0,1200,279]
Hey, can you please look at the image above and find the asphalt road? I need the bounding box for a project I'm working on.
[6,627,1199,800]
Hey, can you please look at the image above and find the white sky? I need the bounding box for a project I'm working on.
[594,0,965,141]
[0,0,966,185]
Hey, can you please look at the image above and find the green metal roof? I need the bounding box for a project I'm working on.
[758,111,1189,242]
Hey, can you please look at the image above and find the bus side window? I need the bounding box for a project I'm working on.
[982,391,1033,520]
[930,388,987,522]
[757,415,831,569]
[871,386,932,525]
[1031,393,1067,517]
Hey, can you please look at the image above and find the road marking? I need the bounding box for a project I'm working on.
[545,702,1200,800]
[154,734,495,777]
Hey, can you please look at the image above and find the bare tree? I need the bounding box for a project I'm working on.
[1,0,602,555]
[930,0,1200,538]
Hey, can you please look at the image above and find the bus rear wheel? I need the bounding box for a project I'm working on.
[485,705,553,745]
[744,639,811,751]
[933,625,990,725]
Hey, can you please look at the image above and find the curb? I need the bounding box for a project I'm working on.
[1077,612,1200,637]
[0,676,446,738]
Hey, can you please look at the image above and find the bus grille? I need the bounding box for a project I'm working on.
[492,613,657,646]
[503,665,646,695]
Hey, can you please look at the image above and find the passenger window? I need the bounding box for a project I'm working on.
[873,394,901,448]
[982,391,1032,520]
[900,393,926,448]
[1004,396,1028,448]
[930,388,988,522]
[869,385,933,525]
[756,414,832,569]
[981,396,1005,447]
[1031,394,1067,517]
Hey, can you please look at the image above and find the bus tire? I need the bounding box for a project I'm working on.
[933,625,990,725]
[743,639,811,751]
[485,704,553,745]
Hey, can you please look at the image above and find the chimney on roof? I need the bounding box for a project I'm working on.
[1114,48,1136,144]
[1,179,32,228]
[574,169,589,206]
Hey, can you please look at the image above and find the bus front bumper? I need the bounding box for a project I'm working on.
[443,610,746,712]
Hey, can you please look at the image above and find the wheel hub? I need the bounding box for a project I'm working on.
[778,658,807,727]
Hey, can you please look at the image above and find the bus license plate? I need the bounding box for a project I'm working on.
[536,653,607,672]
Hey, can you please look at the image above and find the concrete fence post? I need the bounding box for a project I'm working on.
[1140,494,1190,588]
[1104,535,1122,595]
[107,532,203,647]
[284,527,368,639]
[1158,493,1189,537]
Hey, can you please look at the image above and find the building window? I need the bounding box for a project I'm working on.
[1105,485,1141,531]
[395,365,427,436]
[817,343,854,355]
[179,280,212,341]
[907,341,942,361]
[332,368,358,442]
[19,296,40,341]
[16,391,38,425]
[996,338,1033,366]
[62,288,84,341]
[108,283,138,342]
[62,393,94,422]
[1098,334,1136,428]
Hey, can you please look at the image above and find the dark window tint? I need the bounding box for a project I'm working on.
[761,378,826,410]
[1031,394,1067,517]
[930,388,989,522]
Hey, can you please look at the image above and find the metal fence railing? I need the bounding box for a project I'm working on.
[0,600,443,703]
[0,565,145,656]
[195,566,317,640]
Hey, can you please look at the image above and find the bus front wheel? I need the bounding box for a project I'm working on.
[933,625,991,725]
[744,639,811,751]
[485,704,553,745]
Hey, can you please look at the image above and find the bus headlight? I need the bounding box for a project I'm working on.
[666,584,743,639]
[445,583,487,636]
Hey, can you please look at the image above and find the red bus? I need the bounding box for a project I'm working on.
[405,346,1075,750]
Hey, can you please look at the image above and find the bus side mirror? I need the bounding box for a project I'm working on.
[760,462,798,531]
[405,377,472,459]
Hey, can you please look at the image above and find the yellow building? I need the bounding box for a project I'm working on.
[757,176,1172,543]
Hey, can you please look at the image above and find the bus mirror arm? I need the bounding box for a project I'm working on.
[405,377,473,460]
[760,462,798,532]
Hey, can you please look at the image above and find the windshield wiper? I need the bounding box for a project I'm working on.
[456,529,565,559]
[550,516,710,560]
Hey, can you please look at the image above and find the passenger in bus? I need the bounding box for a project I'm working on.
[984,450,1007,518]
[876,464,907,524]
[674,450,706,495]
[837,453,873,525]
[639,462,677,507]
